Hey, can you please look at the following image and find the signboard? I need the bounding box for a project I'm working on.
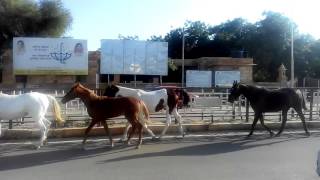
[100,39,168,75]
[215,71,240,87]
[13,37,88,75]
[186,70,212,87]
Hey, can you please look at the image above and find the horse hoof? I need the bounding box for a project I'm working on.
[270,132,275,137]
[182,132,186,137]
[306,132,311,136]
[43,139,48,145]
[175,136,183,139]
[151,136,157,141]
[110,142,115,148]
[136,145,141,149]
[275,133,281,137]
[158,136,163,141]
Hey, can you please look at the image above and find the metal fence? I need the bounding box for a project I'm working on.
[2,87,320,130]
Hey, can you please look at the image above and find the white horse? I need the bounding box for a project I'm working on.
[0,92,64,148]
[104,85,185,139]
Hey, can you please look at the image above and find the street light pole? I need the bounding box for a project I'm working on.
[290,22,294,88]
[181,28,185,87]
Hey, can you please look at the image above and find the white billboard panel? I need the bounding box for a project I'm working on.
[186,70,212,88]
[146,42,168,75]
[102,40,124,74]
[100,39,168,75]
[215,71,240,87]
[13,37,88,75]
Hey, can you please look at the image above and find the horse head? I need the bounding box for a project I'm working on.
[61,83,88,104]
[228,81,241,103]
[104,84,119,97]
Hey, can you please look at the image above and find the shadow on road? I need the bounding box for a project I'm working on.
[0,141,133,171]
[0,133,311,171]
[98,133,310,164]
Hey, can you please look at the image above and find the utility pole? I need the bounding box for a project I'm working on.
[181,28,185,87]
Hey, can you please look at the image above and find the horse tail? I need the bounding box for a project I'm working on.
[139,100,151,123]
[297,89,308,110]
[47,95,64,124]
[182,89,191,107]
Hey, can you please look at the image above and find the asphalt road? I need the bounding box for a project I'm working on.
[1,131,320,180]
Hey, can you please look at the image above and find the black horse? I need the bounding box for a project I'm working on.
[228,81,310,137]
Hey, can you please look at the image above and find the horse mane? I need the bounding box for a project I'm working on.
[118,85,146,93]
[77,84,100,98]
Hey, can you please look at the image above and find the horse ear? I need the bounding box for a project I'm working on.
[233,81,237,86]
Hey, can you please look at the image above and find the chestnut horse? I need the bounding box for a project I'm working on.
[61,83,152,149]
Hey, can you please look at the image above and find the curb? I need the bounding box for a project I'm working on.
[1,121,319,140]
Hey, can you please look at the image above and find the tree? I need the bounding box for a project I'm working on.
[153,12,320,82]
[0,0,72,55]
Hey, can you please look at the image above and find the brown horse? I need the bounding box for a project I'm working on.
[61,83,150,149]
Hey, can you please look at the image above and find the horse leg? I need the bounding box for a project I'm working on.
[276,109,288,136]
[82,121,96,145]
[121,122,131,142]
[295,108,310,136]
[36,118,47,149]
[136,123,143,149]
[159,109,172,139]
[43,117,51,127]
[248,113,260,137]
[126,122,137,146]
[101,120,114,147]
[138,113,156,140]
[172,107,185,138]
[259,114,274,137]
[41,117,51,145]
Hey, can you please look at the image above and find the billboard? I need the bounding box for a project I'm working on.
[100,39,168,75]
[215,71,240,87]
[186,70,212,88]
[13,37,88,75]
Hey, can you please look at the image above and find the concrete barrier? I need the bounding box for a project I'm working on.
[0,121,319,140]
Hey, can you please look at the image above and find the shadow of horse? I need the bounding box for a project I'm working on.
[97,133,309,164]
[0,141,133,171]
[0,133,311,171]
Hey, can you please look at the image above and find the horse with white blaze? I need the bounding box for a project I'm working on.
[104,85,189,139]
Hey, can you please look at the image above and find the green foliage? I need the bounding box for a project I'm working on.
[168,59,177,71]
[157,11,320,81]
[0,0,72,54]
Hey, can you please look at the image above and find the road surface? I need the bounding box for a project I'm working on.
[1,130,320,180]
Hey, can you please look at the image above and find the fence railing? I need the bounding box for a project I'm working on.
[1,87,320,130]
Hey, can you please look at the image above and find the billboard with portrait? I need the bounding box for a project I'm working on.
[100,39,168,75]
[13,37,88,75]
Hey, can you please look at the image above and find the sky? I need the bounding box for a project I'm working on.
[61,0,320,51]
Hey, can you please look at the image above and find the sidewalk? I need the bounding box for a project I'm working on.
[1,120,320,140]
